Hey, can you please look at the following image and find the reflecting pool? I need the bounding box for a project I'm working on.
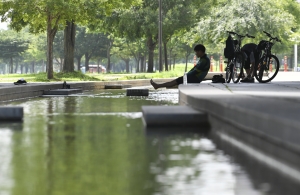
[0,89,262,195]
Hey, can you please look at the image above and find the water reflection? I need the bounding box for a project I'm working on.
[146,132,240,195]
[0,89,261,195]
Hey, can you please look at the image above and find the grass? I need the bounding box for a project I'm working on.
[0,63,195,82]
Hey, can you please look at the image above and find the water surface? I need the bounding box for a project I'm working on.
[0,89,261,195]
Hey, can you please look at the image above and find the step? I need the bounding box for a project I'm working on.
[141,105,208,127]
[43,89,83,95]
[0,106,23,121]
[126,89,149,96]
[105,84,132,89]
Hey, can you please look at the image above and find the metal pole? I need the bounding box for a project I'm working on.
[294,44,298,72]
[158,0,163,72]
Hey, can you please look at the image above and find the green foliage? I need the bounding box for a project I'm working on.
[195,0,300,54]
[0,64,194,82]
[0,71,100,82]
[0,30,30,59]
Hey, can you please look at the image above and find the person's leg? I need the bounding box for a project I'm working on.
[241,57,254,83]
[248,52,256,78]
[244,58,251,77]
[150,77,181,89]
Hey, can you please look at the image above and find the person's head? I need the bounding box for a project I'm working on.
[194,44,206,58]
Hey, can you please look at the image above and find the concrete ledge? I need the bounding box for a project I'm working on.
[142,105,208,127]
[178,83,300,174]
[0,106,23,121]
[43,89,83,95]
[0,79,173,102]
[126,89,149,96]
[104,84,132,89]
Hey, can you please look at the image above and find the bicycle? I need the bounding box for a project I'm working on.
[253,31,281,83]
[224,31,255,83]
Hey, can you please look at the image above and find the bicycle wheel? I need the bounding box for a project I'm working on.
[232,52,244,83]
[225,62,232,83]
[254,55,279,83]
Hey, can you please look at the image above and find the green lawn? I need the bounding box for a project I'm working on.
[0,63,195,82]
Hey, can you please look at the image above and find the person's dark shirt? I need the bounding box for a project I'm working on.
[187,54,210,81]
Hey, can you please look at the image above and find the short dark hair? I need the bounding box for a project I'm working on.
[194,44,206,53]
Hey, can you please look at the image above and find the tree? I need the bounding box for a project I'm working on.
[23,33,47,73]
[0,30,30,73]
[0,0,140,78]
[99,0,215,73]
[195,0,300,54]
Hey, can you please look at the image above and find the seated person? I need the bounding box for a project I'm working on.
[240,43,258,83]
[150,44,210,89]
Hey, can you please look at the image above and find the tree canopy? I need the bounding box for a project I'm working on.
[0,0,300,75]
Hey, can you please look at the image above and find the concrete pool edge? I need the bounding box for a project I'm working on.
[178,84,300,178]
[0,79,173,102]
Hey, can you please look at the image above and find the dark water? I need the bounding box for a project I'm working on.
[0,89,264,195]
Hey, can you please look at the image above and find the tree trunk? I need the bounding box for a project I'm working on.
[124,59,130,73]
[32,61,35,73]
[147,36,157,72]
[173,54,177,70]
[169,47,172,70]
[63,20,76,72]
[163,42,168,71]
[85,53,91,72]
[76,56,82,71]
[46,13,58,79]
[106,40,113,73]
[136,58,140,73]
[97,58,101,74]
[25,64,29,74]
[9,57,13,74]
[140,56,145,72]
[21,64,23,74]
[14,58,19,73]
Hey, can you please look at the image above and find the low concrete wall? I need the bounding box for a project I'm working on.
[0,79,173,102]
[0,72,222,102]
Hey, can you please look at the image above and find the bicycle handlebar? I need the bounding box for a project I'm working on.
[226,31,254,39]
[246,34,255,38]
[263,31,281,42]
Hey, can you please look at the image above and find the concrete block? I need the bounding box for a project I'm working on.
[105,84,123,89]
[126,89,149,96]
[0,106,23,121]
[43,89,82,95]
[142,105,208,127]
[122,85,132,88]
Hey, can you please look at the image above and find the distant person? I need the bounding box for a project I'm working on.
[150,44,210,89]
[240,43,258,83]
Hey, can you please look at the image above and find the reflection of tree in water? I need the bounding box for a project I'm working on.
[43,95,156,195]
[45,97,78,193]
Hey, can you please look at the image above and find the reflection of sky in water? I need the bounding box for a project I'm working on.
[46,112,143,119]
[0,129,13,195]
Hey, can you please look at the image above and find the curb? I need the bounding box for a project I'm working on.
[0,79,173,102]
